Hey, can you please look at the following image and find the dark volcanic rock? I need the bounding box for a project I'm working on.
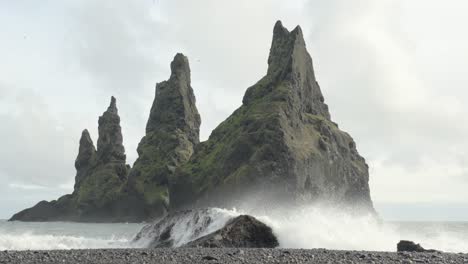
[397,240,437,253]
[96,96,126,164]
[125,53,201,221]
[74,129,96,190]
[133,209,228,248]
[133,209,278,249]
[10,97,130,222]
[185,215,279,248]
[170,21,374,212]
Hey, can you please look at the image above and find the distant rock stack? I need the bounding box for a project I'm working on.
[10,97,130,222]
[10,21,374,223]
[126,53,201,220]
[73,129,96,191]
[96,96,127,164]
[170,21,374,212]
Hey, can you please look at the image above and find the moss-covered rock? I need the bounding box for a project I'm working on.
[125,53,201,221]
[170,21,374,212]
[10,97,130,222]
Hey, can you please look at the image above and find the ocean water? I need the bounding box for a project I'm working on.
[1,207,468,252]
[0,220,144,250]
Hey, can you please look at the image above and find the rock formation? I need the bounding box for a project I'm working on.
[10,97,130,222]
[125,53,201,220]
[397,240,438,253]
[170,21,374,212]
[11,21,375,223]
[184,215,279,248]
[132,208,278,248]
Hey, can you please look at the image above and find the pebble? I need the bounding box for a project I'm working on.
[0,248,466,264]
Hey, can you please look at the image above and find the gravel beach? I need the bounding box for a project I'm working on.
[1,248,467,264]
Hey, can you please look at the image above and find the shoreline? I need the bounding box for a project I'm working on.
[1,248,467,264]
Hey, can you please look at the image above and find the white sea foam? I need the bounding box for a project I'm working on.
[0,233,131,250]
[2,207,468,252]
[0,220,143,250]
[253,206,468,253]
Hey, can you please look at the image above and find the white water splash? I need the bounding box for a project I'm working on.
[252,206,468,253]
[0,233,132,250]
[0,220,142,250]
[2,206,468,252]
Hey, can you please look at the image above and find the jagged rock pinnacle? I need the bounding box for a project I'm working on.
[127,53,201,220]
[74,129,96,190]
[107,96,118,114]
[171,21,373,213]
[97,96,126,163]
[146,53,201,142]
[75,129,96,170]
[262,20,330,119]
[170,53,191,83]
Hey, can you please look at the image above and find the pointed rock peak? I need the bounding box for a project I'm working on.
[267,21,307,77]
[145,53,200,143]
[97,96,126,163]
[170,53,191,81]
[75,129,96,172]
[106,96,118,114]
[273,20,289,37]
[79,129,94,147]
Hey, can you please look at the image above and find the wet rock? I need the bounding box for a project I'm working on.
[397,240,438,253]
[185,215,279,248]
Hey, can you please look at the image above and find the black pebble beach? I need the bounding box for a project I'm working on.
[1,248,467,264]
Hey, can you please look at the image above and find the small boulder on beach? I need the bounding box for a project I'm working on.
[185,215,279,248]
[397,240,438,253]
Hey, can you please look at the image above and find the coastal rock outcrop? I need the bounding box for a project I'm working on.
[133,208,233,248]
[133,209,278,248]
[397,240,438,253]
[10,97,130,222]
[185,215,279,248]
[170,21,374,212]
[125,53,201,220]
[11,21,374,223]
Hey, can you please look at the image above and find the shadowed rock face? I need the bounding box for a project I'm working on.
[10,98,130,222]
[74,129,96,191]
[96,96,126,164]
[185,215,279,248]
[10,21,374,223]
[170,21,374,213]
[133,209,278,249]
[125,53,201,220]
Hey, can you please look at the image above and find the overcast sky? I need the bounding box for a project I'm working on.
[1,0,468,221]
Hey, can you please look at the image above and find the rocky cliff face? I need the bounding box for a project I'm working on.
[170,21,374,212]
[10,21,374,223]
[126,53,201,220]
[10,97,130,222]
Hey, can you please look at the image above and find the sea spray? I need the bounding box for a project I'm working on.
[0,220,143,250]
[134,206,468,252]
[2,208,468,252]
[251,205,468,252]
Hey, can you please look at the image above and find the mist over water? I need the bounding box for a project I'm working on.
[0,221,143,250]
[253,206,468,252]
[1,206,468,252]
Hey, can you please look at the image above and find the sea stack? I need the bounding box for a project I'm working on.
[170,21,374,212]
[125,53,201,220]
[10,97,130,222]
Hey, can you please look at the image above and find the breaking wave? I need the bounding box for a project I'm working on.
[0,220,142,250]
[3,206,468,252]
[133,206,468,253]
[0,233,132,250]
